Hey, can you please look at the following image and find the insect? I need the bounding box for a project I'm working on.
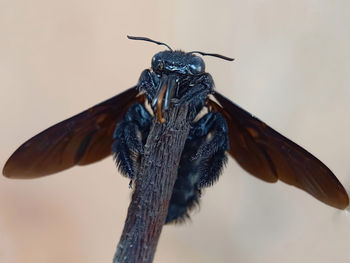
[3,36,349,223]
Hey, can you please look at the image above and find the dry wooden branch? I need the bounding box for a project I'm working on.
[113,104,190,263]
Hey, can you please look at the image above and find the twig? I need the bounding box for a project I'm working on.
[113,104,190,263]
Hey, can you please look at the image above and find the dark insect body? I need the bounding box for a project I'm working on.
[3,37,349,224]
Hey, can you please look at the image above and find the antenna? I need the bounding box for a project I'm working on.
[189,51,234,61]
[127,36,234,61]
[127,36,173,51]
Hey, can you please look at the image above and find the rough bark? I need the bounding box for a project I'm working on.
[113,104,190,263]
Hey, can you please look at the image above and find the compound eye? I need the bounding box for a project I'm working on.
[188,56,205,74]
[151,54,164,71]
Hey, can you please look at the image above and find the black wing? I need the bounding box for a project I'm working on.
[209,91,349,209]
[3,87,144,179]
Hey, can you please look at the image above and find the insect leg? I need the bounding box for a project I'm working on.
[190,112,230,188]
[137,69,160,103]
[172,83,210,108]
[172,74,213,107]
[112,103,152,180]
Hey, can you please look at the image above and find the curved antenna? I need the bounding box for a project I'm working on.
[189,51,234,61]
[127,36,173,51]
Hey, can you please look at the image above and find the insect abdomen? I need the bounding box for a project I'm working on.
[166,165,201,223]
[166,112,230,223]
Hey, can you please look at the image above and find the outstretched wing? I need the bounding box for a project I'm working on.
[3,87,144,179]
[209,91,349,209]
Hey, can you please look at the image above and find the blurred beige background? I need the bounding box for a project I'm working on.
[1,1,350,262]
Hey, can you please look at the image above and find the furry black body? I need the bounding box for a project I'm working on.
[112,50,230,223]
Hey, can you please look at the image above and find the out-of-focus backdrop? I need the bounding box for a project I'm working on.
[1,1,350,262]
